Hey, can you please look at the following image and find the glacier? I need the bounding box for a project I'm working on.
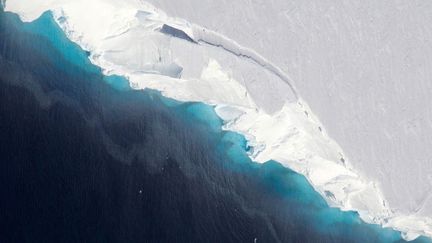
[4,0,432,240]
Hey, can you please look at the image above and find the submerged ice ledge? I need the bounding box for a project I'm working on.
[5,0,432,240]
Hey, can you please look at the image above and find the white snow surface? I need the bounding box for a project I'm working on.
[5,0,432,240]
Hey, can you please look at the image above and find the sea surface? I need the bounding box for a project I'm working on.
[0,8,430,243]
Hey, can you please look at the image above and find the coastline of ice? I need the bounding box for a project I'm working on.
[5,0,431,240]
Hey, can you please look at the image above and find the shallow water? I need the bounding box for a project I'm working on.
[0,9,430,243]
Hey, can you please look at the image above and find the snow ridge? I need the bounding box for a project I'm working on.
[191,27,299,102]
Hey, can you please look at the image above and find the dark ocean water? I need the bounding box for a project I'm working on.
[0,8,430,243]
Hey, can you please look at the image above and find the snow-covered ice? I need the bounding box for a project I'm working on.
[5,0,432,240]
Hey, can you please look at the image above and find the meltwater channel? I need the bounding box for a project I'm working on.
[0,8,430,243]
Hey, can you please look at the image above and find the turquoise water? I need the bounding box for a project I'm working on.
[2,8,431,243]
[20,12,98,74]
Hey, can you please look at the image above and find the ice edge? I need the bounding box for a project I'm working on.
[5,0,431,240]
